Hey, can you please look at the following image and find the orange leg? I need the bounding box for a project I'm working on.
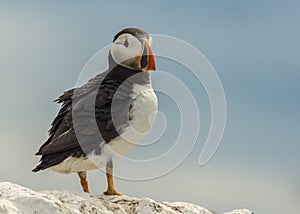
[103,159,122,195]
[78,171,90,193]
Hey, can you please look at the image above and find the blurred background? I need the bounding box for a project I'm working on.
[0,1,299,213]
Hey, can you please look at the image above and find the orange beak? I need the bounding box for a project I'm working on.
[145,43,156,71]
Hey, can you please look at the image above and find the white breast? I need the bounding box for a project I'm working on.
[109,84,158,157]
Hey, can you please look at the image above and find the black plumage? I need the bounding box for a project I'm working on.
[113,28,149,43]
[32,64,150,172]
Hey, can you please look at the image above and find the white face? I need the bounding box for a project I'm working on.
[110,33,144,70]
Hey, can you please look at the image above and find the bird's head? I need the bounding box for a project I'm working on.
[109,28,156,72]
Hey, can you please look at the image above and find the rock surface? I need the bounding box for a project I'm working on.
[0,182,252,214]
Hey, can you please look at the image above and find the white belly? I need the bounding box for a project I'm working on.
[49,86,157,174]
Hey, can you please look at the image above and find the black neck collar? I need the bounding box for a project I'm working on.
[106,53,150,84]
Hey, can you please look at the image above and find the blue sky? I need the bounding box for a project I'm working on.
[0,1,300,213]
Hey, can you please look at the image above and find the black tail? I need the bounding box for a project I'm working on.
[32,165,43,172]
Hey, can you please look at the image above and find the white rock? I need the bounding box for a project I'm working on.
[224,209,253,214]
[0,182,252,214]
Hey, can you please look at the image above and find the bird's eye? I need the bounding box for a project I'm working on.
[123,38,129,48]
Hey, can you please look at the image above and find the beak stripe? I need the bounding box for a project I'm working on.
[145,44,156,71]
[141,45,148,69]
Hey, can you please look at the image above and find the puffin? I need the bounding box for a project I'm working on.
[33,28,157,195]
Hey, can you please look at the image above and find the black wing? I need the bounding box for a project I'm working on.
[33,72,133,171]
